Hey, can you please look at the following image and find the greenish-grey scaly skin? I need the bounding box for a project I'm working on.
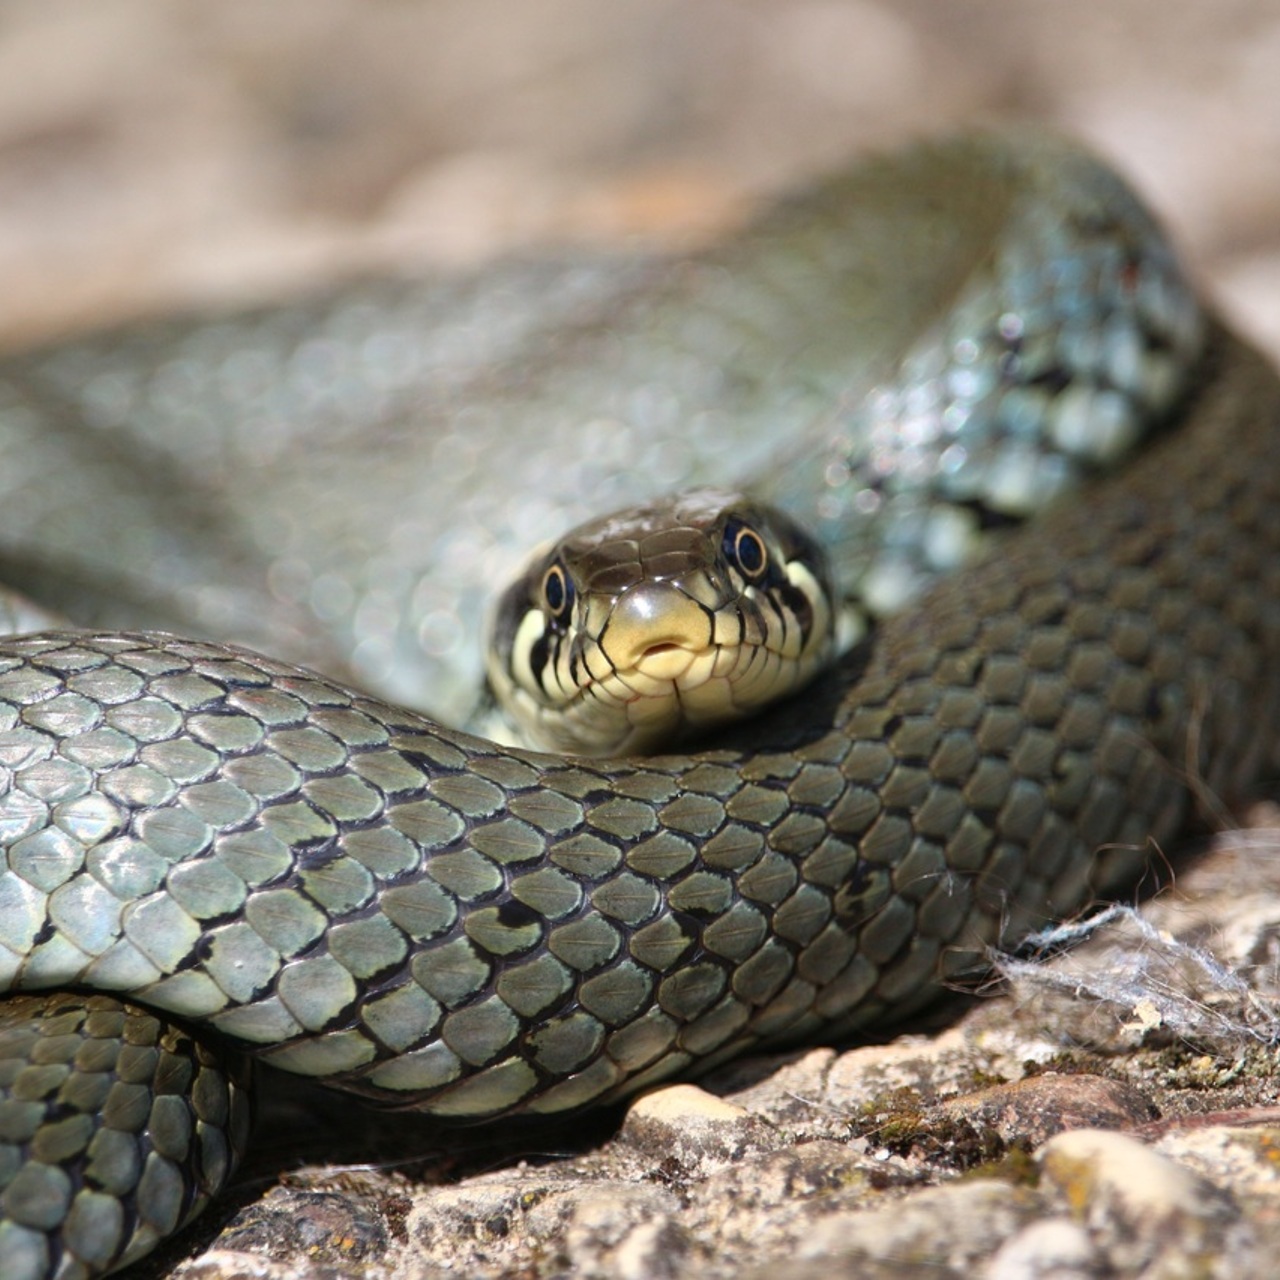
[0,135,1278,1277]
[0,994,252,1279]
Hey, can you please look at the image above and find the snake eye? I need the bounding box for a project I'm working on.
[723,518,769,581]
[541,561,574,622]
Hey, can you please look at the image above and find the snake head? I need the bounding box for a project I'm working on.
[486,487,836,756]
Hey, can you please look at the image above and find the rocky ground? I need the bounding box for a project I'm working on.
[4,4,1280,1277]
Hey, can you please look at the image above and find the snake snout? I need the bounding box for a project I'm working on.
[598,583,714,676]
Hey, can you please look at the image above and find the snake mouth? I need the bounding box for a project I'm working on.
[629,640,703,683]
[592,636,797,707]
[592,651,712,704]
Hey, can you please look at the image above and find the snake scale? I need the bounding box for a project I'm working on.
[1,133,1279,1279]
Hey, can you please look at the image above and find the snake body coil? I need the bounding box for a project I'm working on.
[1,135,1279,1278]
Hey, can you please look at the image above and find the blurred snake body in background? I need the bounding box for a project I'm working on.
[0,132,1277,1278]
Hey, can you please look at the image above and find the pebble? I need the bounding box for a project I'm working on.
[937,1071,1157,1145]
[1038,1128,1239,1273]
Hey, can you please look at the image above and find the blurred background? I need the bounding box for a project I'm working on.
[1,0,1278,351]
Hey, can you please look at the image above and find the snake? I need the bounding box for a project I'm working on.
[1,131,1279,1279]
